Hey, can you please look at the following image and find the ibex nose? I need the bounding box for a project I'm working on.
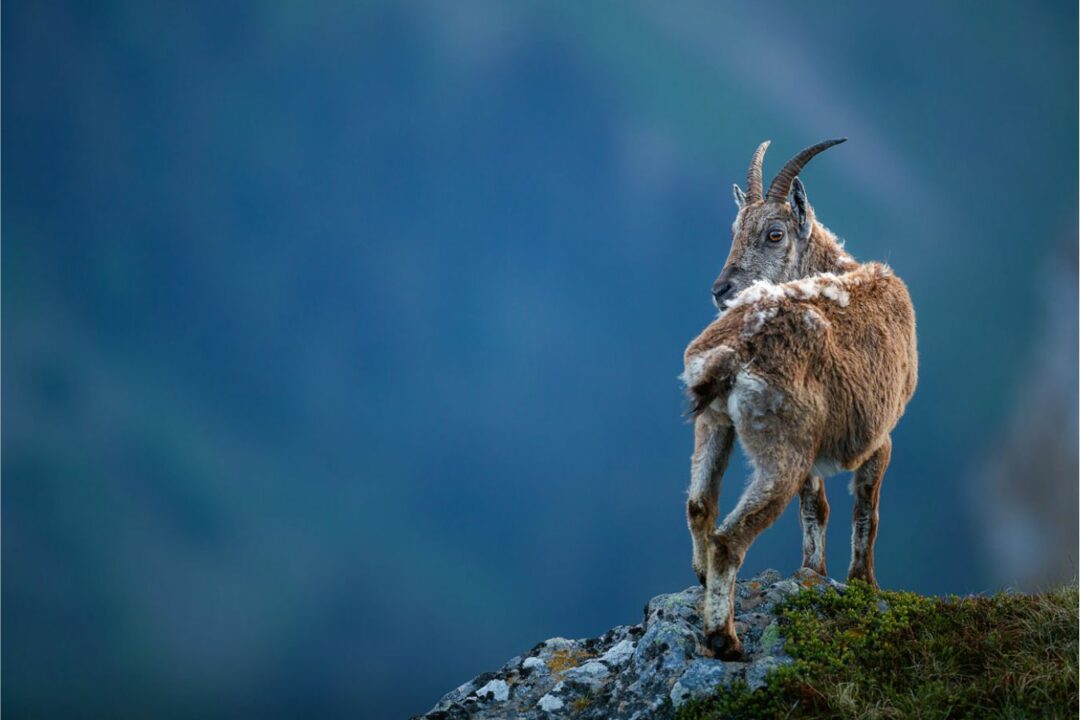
[712,280,734,304]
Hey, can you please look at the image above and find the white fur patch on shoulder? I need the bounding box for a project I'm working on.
[724,279,785,311]
[720,261,892,336]
[820,281,850,306]
[845,261,893,283]
[868,262,893,278]
[795,274,850,306]
[802,307,828,330]
[728,272,853,317]
[742,304,779,337]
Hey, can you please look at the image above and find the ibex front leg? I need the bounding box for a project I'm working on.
[848,436,891,588]
[704,455,805,659]
[687,416,734,586]
[798,474,829,575]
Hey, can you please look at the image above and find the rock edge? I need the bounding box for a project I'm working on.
[416,568,844,720]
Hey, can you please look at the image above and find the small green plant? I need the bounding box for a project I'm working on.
[676,581,1079,719]
[570,691,594,714]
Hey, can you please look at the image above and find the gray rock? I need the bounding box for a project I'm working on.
[415,569,845,720]
[599,638,636,666]
[669,659,731,707]
[538,693,564,713]
[475,679,509,703]
[522,656,546,671]
[745,655,793,691]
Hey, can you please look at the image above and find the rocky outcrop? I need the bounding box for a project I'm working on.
[416,569,844,720]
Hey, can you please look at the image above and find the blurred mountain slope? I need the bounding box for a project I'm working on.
[3,1,1076,718]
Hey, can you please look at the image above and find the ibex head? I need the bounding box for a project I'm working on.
[712,138,847,308]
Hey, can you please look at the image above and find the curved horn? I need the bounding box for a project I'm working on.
[745,140,770,202]
[765,138,847,202]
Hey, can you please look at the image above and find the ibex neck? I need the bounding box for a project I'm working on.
[799,222,857,277]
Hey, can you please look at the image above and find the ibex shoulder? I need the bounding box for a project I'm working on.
[683,262,912,390]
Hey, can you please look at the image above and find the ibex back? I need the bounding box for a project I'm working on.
[682,139,917,659]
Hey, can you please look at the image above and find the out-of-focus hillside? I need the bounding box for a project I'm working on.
[3,2,1077,718]
[973,237,1078,590]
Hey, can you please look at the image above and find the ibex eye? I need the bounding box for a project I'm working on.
[767,229,784,242]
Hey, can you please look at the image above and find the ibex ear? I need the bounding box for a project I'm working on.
[732,184,747,209]
[789,176,814,241]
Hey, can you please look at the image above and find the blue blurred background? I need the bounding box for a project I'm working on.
[3,2,1077,718]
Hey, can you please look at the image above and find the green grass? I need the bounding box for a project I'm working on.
[676,581,1078,720]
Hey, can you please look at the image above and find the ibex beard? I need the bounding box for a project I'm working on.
[682,139,917,660]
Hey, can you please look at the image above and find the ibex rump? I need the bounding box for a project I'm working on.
[682,139,918,659]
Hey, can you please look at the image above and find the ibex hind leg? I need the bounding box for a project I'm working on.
[848,436,892,588]
[687,419,734,586]
[799,474,829,575]
[703,453,807,659]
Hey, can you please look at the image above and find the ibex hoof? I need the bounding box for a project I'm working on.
[694,567,706,587]
[704,630,744,661]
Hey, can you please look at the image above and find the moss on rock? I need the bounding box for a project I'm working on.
[676,581,1079,719]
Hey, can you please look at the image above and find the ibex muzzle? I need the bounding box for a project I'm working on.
[711,270,735,306]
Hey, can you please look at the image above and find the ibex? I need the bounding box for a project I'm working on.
[682,139,917,659]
